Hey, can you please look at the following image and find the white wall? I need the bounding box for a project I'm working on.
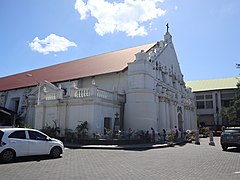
[81,72,128,93]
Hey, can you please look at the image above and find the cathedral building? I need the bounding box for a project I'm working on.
[0,29,197,135]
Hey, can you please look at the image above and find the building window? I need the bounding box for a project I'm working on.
[197,101,204,109]
[222,100,231,107]
[205,95,212,99]
[205,101,213,109]
[196,93,214,110]
[221,93,235,99]
[196,95,204,100]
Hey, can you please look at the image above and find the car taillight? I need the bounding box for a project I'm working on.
[0,141,6,146]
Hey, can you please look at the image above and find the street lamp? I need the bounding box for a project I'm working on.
[26,74,41,105]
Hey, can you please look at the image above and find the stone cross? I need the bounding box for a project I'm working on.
[166,23,169,32]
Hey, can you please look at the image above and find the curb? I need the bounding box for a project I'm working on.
[64,141,187,150]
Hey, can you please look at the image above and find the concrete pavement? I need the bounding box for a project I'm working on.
[1,137,240,180]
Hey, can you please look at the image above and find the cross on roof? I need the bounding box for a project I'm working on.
[166,23,169,32]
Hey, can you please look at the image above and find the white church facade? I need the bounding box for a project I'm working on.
[0,30,197,136]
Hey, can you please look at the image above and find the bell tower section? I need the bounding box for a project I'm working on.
[124,50,158,130]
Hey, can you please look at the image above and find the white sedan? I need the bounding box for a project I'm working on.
[0,128,64,163]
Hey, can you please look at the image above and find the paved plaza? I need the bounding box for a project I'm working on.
[0,137,240,180]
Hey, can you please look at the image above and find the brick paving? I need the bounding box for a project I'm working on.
[0,137,240,180]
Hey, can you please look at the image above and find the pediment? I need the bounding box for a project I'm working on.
[150,42,184,84]
[29,80,63,96]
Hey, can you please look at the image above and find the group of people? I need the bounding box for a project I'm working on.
[145,126,180,143]
[144,128,156,143]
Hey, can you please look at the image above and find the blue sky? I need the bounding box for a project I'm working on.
[0,0,239,81]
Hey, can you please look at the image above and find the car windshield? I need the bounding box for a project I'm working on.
[224,129,240,133]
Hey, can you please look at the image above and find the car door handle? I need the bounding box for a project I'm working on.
[10,140,16,143]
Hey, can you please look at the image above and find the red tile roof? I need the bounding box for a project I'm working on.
[0,43,155,91]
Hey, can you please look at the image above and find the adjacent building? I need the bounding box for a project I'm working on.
[186,77,240,129]
[0,30,197,135]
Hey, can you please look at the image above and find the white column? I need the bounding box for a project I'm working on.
[165,99,170,129]
[171,101,176,127]
[217,92,222,125]
[174,102,178,127]
[189,108,193,129]
[183,107,188,130]
[159,70,163,81]
[212,91,217,125]
[159,97,167,130]
[188,108,192,129]
[34,106,44,129]
[169,101,173,128]
[58,103,67,136]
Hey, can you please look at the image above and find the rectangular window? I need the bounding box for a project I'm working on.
[221,93,235,99]
[196,101,204,109]
[196,95,204,100]
[205,101,213,109]
[222,100,231,107]
[205,95,212,99]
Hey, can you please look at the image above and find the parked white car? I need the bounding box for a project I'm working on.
[0,128,64,163]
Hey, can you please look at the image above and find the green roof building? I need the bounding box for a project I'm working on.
[186,77,240,129]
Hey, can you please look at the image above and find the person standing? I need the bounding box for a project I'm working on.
[174,126,179,141]
[151,128,155,143]
[162,129,166,142]
[145,130,150,142]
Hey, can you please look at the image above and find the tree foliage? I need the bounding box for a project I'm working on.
[221,83,240,125]
[75,121,88,138]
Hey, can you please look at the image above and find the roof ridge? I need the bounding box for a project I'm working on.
[187,76,240,83]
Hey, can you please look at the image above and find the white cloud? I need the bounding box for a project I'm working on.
[75,0,166,37]
[29,34,77,55]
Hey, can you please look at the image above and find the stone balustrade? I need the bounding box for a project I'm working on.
[44,87,124,102]
[96,89,113,100]
[45,93,56,100]
[75,88,90,98]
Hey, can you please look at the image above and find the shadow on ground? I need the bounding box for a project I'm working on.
[0,155,62,165]
[224,147,240,153]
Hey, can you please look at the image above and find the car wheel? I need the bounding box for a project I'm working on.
[1,149,16,163]
[50,147,62,158]
[222,146,228,151]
